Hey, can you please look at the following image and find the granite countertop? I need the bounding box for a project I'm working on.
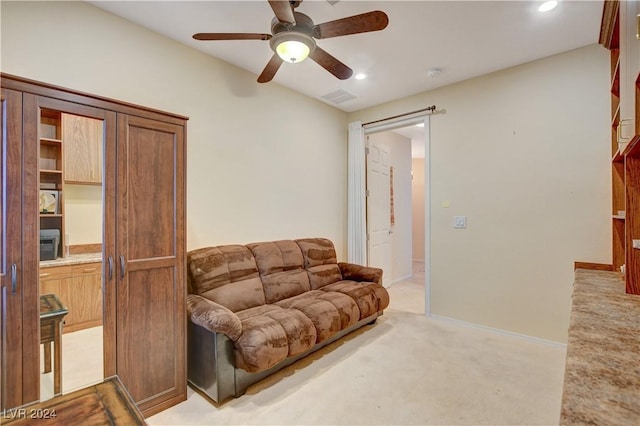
[560,269,640,425]
[40,252,102,268]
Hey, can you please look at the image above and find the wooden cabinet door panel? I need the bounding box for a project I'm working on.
[1,87,24,409]
[68,265,102,331]
[115,114,186,417]
[1,89,39,409]
[63,114,103,185]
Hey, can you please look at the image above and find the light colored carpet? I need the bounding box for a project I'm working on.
[149,269,566,426]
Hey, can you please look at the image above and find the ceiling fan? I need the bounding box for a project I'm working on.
[193,0,389,83]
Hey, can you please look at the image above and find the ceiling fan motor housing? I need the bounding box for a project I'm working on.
[270,12,317,62]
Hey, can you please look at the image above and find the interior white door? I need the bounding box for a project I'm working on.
[366,137,392,287]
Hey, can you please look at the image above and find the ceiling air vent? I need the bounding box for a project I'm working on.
[320,89,356,104]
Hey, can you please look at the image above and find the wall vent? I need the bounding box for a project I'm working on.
[320,89,356,104]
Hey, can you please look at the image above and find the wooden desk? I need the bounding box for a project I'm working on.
[1,376,146,425]
[40,293,68,396]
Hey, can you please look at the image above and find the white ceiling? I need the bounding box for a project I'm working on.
[89,0,603,113]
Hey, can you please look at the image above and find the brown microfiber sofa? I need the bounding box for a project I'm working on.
[186,237,390,403]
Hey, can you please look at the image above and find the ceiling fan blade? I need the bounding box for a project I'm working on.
[313,11,389,39]
[268,0,296,24]
[193,33,271,41]
[258,54,284,83]
[309,47,353,80]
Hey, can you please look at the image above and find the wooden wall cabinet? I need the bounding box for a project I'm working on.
[0,74,187,417]
[39,263,102,333]
[112,114,186,416]
[602,0,640,295]
[63,114,103,185]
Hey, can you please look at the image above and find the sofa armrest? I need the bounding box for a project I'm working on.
[187,294,243,341]
[338,262,383,286]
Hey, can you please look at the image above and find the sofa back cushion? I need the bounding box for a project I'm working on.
[187,245,266,312]
[247,240,311,303]
[295,238,343,289]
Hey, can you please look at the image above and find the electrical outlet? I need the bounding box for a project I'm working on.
[454,216,467,229]
[633,239,640,249]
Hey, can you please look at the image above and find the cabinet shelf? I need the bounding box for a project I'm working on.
[613,215,626,220]
[612,95,621,122]
[40,214,62,218]
[611,59,621,97]
[40,169,63,175]
[612,103,621,127]
[622,134,640,156]
[613,149,624,163]
[40,137,62,144]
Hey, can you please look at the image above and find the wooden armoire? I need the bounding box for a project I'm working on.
[0,74,187,417]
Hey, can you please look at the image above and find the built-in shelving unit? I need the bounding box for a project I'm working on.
[602,0,640,295]
[39,109,65,259]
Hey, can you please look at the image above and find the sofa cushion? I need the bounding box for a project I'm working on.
[321,280,390,319]
[247,241,311,303]
[248,240,305,275]
[296,238,343,289]
[237,305,316,359]
[306,264,343,290]
[275,291,349,343]
[313,291,360,329]
[296,238,339,267]
[187,245,266,312]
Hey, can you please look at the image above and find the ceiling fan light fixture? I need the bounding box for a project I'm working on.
[271,32,316,63]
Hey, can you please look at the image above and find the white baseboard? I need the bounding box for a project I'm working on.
[428,314,567,348]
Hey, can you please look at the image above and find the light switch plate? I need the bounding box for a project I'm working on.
[454,216,467,229]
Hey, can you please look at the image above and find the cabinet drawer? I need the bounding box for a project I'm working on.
[71,263,101,276]
[39,265,73,281]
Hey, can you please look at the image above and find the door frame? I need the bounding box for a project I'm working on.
[360,114,431,315]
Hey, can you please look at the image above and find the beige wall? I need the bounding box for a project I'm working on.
[1,1,349,257]
[412,158,426,261]
[349,45,611,342]
[64,185,102,246]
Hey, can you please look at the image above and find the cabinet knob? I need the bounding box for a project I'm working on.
[39,272,51,278]
[82,268,97,273]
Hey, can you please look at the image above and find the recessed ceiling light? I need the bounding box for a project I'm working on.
[354,73,367,80]
[538,1,558,12]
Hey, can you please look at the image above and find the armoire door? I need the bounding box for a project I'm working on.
[0,89,40,409]
[114,114,186,417]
